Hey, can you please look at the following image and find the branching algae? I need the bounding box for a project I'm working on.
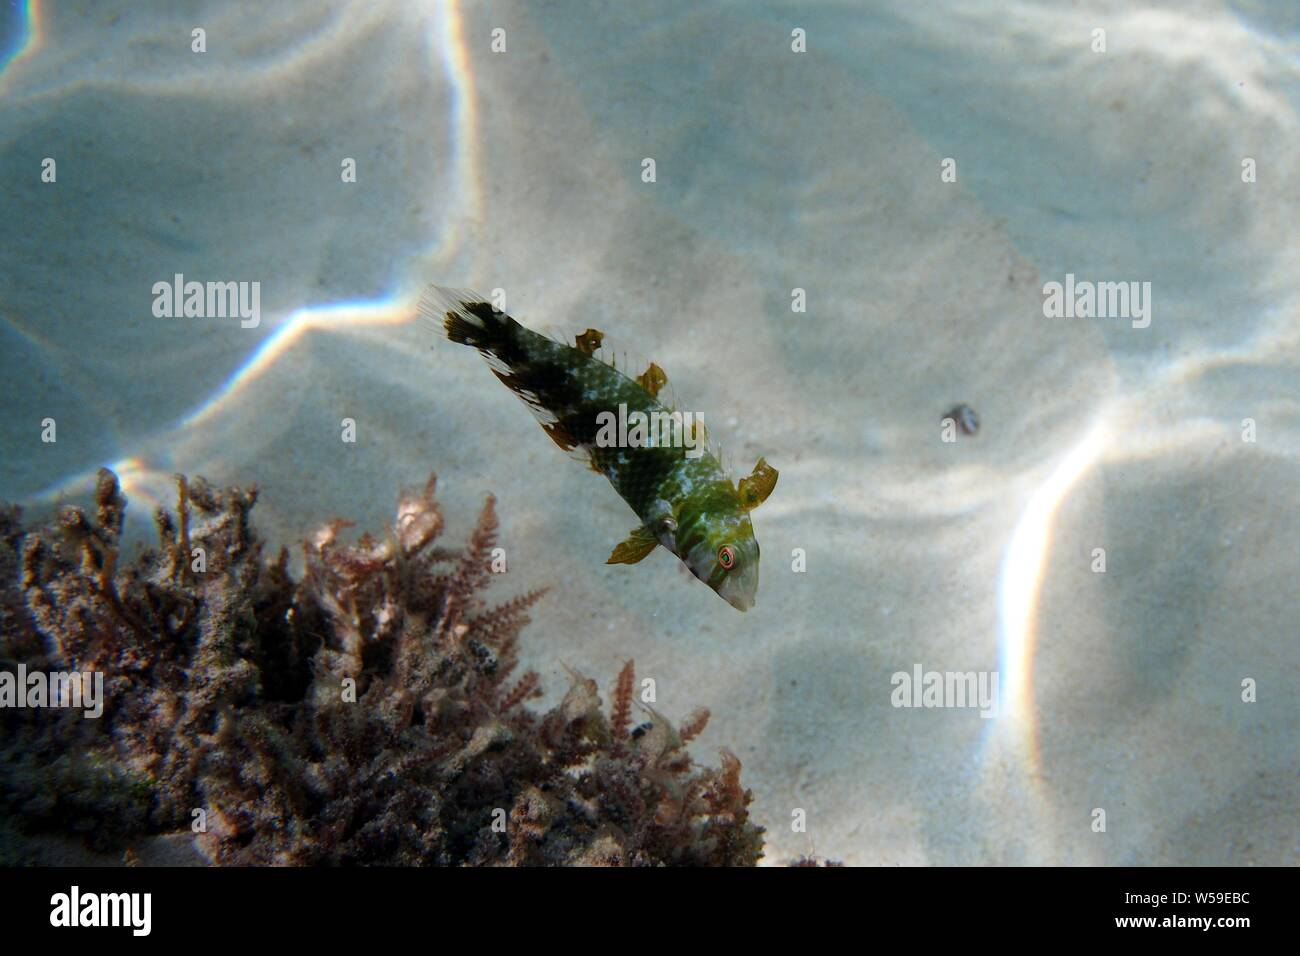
[0,469,763,866]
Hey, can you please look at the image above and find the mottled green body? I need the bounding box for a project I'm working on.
[426,288,775,610]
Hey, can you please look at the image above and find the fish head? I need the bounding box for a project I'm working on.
[682,510,760,612]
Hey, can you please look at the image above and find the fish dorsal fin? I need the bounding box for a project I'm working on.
[607,525,659,564]
[690,415,727,468]
[575,328,604,356]
[636,361,668,398]
[737,457,778,511]
[536,325,675,406]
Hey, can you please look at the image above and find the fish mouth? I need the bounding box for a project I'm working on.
[724,591,753,612]
[716,568,757,612]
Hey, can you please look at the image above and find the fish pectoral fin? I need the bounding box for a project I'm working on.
[635,361,668,398]
[737,457,779,511]
[575,328,604,357]
[646,498,677,532]
[607,525,659,564]
[644,499,678,549]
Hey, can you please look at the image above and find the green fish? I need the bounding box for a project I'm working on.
[423,287,777,611]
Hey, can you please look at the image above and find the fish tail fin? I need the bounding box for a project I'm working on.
[444,309,490,347]
[422,284,594,464]
[420,285,511,351]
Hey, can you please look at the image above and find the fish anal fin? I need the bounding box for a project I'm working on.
[636,362,668,398]
[575,328,604,357]
[607,525,658,564]
[737,457,779,511]
[541,420,579,452]
[487,366,586,457]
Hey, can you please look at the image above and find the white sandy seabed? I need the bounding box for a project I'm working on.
[1,1,1297,865]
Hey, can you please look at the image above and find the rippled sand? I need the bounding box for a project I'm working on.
[2,0,1297,864]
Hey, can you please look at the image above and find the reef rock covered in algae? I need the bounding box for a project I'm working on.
[0,469,763,866]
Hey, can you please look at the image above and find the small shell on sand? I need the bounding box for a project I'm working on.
[944,403,980,435]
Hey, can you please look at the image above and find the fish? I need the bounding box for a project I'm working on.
[422,287,777,611]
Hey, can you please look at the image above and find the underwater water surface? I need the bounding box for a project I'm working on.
[1,0,1298,865]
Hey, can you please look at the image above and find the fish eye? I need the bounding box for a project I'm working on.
[718,544,736,569]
